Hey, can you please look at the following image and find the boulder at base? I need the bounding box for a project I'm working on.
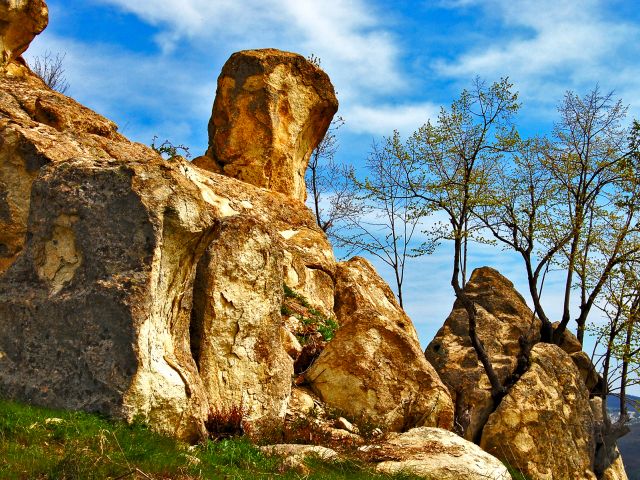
[480,343,596,480]
[203,49,338,202]
[425,266,540,440]
[306,257,454,431]
[364,427,512,480]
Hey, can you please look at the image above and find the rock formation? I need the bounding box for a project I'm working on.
[363,427,512,480]
[306,257,454,432]
[480,343,597,479]
[0,1,451,445]
[201,49,339,202]
[425,267,540,440]
[0,0,48,65]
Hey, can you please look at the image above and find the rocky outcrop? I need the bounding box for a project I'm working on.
[306,257,454,432]
[203,49,338,202]
[192,216,292,434]
[0,62,158,275]
[0,0,48,65]
[362,427,512,480]
[480,343,596,480]
[424,267,541,440]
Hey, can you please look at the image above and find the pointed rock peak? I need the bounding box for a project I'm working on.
[0,0,48,66]
[203,48,339,202]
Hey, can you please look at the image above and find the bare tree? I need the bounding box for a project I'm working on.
[306,116,358,236]
[30,51,70,94]
[331,137,423,307]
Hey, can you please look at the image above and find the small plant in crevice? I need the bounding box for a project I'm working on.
[151,135,192,160]
[205,404,247,441]
[282,283,339,342]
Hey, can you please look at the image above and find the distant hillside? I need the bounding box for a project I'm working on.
[607,394,640,425]
[608,395,640,479]
[619,423,640,480]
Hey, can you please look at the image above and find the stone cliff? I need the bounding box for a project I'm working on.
[0,2,629,479]
[0,0,453,445]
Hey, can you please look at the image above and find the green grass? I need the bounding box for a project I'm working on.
[0,399,418,479]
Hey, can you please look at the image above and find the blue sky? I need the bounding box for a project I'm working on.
[25,0,640,389]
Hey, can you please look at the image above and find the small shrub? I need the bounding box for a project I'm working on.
[151,135,191,160]
[205,404,247,440]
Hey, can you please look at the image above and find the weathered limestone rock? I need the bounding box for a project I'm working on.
[306,257,454,432]
[204,48,338,202]
[363,427,512,480]
[191,216,293,434]
[0,156,218,441]
[0,0,48,65]
[480,343,596,480]
[0,66,157,275]
[424,266,541,440]
[554,322,603,392]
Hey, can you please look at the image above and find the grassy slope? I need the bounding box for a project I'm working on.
[0,399,425,480]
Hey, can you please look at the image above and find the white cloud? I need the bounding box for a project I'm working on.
[346,102,439,136]
[93,0,405,98]
[435,0,640,109]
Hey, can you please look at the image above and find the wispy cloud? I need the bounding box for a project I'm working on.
[345,102,439,136]
[435,0,640,113]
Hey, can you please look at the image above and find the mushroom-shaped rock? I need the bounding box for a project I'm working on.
[204,48,338,202]
[480,343,597,480]
[0,0,48,65]
[306,257,454,431]
[365,427,513,480]
[424,266,541,441]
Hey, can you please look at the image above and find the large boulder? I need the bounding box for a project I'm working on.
[363,427,512,480]
[424,267,541,440]
[0,156,217,441]
[480,343,596,480]
[203,49,338,202]
[0,0,48,65]
[306,257,454,432]
[192,216,293,434]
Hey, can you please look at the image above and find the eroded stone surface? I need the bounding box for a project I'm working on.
[424,267,541,440]
[480,343,596,480]
[204,49,338,202]
[306,257,454,432]
[192,216,293,434]
[364,427,512,480]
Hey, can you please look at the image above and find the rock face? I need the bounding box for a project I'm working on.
[192,216,293,433]
[424,267,540,440]
[480,343,596,480]
[0,0,48,65]
[203,49,338,202]
[0,62,157,275]
[306,257,454,432]
[364,427,512,480]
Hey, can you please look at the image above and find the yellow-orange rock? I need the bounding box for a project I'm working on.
[424,267,541,441]
[480,343,596,480]
[0,66,157,275]
[366,427,512,480]
[192,216,293,434]
[306,257,454,432]
[0,0,48,65]
[204,49,338,202]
